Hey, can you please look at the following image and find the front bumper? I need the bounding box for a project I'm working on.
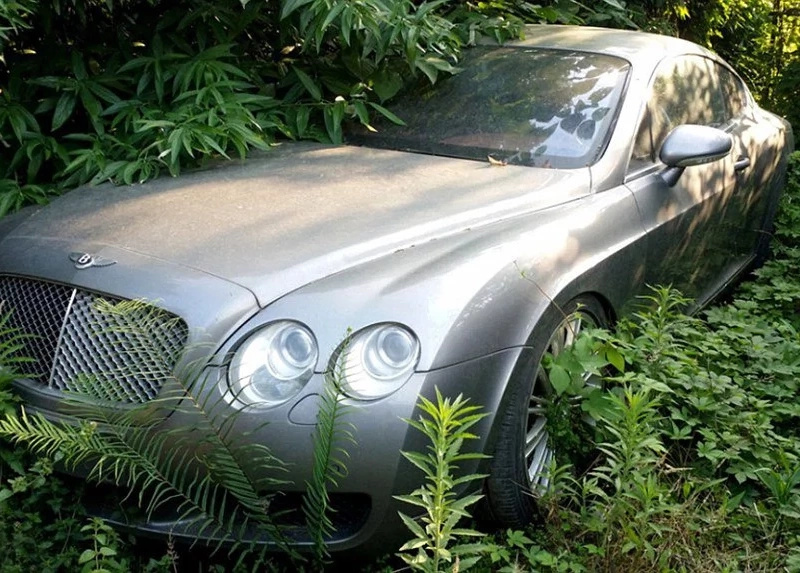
[15,346,527,553]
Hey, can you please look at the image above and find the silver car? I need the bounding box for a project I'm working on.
[0,24,793,550]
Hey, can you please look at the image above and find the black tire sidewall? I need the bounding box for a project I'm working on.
[483,295,606,528]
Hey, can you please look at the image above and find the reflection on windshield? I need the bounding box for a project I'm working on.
[348,47,630,169]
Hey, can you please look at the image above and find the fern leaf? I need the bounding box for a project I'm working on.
[302,362,355,563]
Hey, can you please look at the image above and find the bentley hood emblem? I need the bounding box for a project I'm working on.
[69,252,117,270]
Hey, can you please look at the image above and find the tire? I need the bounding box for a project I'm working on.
[483,295,607,527]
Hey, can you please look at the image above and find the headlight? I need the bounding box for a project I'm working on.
[335,323,420,400]
[227,321,318,408]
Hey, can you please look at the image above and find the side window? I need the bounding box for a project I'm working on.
[629,56,727,171]
[630,106,656,167]
[717,64,749,119]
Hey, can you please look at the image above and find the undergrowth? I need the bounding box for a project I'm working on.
[0,301,356,571]
[390,151,800,572]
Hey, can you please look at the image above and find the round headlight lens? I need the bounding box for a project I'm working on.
[336,324,420,400]
[228,321,318,408]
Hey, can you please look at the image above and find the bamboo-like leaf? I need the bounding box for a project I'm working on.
[293,67,322,102]
[52,92,77,131]
[280,0,314,19]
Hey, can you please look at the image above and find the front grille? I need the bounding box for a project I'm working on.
[0,276,188,403]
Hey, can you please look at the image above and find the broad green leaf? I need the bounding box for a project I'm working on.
[319,2,345,42]
[605,346,625,372]
[352,100,372,129]
[293,67,322,102]
[368,102,405,126]
[371,69,404,102]
[52,92,77,131]
[77,549,95,565]
[280,0,314,20]
[323,100,345,144]
[549,364,571,395]
[87,82,121,105]
[414,58,438,83]
[71,51,88,81]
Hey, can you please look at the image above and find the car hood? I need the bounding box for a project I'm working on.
[5,142,590,307]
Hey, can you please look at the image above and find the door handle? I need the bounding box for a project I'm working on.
[734,156,751,171]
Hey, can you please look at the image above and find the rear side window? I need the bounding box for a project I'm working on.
[717,64,750,119]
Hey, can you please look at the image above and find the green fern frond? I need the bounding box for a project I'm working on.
[0,405,293,560]
[302,349,356,563]
[0,309,37,387]
[2,298,303,563]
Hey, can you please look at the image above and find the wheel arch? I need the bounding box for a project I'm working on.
[478,287,614,455]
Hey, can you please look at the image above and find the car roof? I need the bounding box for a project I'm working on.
[507,24,718,69]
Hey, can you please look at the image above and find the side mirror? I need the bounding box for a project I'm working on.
[659,124,732,186]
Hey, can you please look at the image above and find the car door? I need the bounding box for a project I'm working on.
[717,63,787,261]
[625,55,740,306]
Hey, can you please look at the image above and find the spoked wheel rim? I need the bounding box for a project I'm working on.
[525,310,596,492]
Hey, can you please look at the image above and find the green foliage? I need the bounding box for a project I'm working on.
[481,528,588,572]
[78,518,128,573]
[396,388,489,572]
[0,308,89,571]
[0,298,370,570]
[739,152,800,328]
[625,0,800,124]
[454,150,800,571]
[0,0,649,214]
[458,282,800,570]
[0,0,34,46]
[0,456,89,572]
[302,354,356,565]
[0,0,794,212]
[0,0,462,206]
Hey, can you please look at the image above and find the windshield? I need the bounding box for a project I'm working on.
[348,47,631,168]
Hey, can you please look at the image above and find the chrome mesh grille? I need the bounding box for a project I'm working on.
[0,276,188,403]
[0,277,73,379]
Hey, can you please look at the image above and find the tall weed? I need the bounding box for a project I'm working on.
[396,389,489,572]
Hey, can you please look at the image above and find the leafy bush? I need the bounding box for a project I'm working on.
[0,0,639,214]
[739,151,800,329]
